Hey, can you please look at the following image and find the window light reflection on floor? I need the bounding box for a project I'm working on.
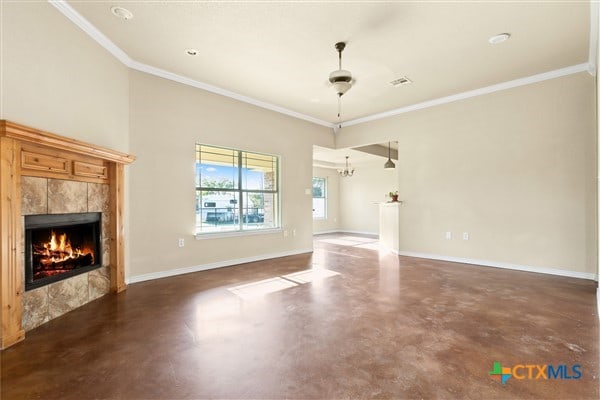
[283,268,340,284]
[228,277,298,300]
[228,269,340,300]
[315,235,389,256]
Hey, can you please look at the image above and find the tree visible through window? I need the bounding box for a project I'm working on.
[196,144,279,234]
[312,177,327,219]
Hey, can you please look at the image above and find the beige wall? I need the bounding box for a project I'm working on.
[312,166,340,233]
[1,1,335,280]
[339,73,596,275]
[128,71,332,277]
[3,1,595,280]
[339,160,398,235]
[0,2,129,152]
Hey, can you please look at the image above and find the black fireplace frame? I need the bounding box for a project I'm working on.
[24,212,102,291]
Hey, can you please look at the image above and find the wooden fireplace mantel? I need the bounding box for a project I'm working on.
[0,120,136,349]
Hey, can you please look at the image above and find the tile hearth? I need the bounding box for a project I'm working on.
[20,176,111,332]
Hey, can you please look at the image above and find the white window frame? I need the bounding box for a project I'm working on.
[312,177,327,220]
[195,144,280,237]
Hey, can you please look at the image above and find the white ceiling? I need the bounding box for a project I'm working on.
[64,1,591,126]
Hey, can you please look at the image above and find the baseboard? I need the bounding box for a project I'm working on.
[126,248,314,284]
[314,229,378,237]
[597,287,600,320]
[397,251,599,282]
[313,230,340,235]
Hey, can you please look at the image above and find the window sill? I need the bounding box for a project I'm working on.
[195,228,283,240]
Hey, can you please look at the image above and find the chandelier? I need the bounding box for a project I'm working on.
[338,156,355,177]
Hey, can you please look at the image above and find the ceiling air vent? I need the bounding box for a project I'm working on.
[390,76,412,87]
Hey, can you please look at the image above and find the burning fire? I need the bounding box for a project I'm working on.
[35,230,94,267]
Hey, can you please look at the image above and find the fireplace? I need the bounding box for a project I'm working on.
[25,212,102,291]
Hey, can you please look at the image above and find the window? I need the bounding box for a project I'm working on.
[312,177,327,219]
[196,144,279,234]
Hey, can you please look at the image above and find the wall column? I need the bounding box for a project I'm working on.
[0,137,25,349]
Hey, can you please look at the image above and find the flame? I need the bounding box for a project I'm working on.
[38,230,92,265]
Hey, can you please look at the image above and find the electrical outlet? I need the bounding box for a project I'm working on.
[445,231,452,240]
[463,232,469,241]
[284,230,288,237]
[292,229,297,236]
[178,238,185,247]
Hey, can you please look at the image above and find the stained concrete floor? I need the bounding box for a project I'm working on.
[1,234,598,399]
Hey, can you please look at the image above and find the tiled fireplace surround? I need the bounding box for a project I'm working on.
[0,120,135,349]
[21,178,111,331]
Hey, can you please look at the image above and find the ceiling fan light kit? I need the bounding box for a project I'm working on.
[329,42,353,127]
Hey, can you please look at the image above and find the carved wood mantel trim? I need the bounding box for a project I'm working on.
[1,121,135,164]
[0,120,135,349]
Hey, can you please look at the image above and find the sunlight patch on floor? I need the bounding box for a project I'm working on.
[355,242,382,250]
[228,277,298,300]
[228,269,340,300]
[283,268,340,284]
[317,235,379,248]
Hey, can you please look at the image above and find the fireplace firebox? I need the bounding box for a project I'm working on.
[25,212,102,291]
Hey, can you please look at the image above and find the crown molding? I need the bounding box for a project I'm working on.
[48,0,333,128]
[127,60,333,127]
[49,0,131,66]
[342,63,590,128]
[49,0,590,131]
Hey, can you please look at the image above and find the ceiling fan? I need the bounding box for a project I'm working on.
[329,42,353,128]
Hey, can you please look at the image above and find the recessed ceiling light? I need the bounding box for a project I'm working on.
[310,98,321,103]
[489,33,511,45]
[185,48,199,56]
[110,6,133,20]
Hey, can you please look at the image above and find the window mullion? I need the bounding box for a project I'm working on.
[196,143,279,234]
[238,151,243,231]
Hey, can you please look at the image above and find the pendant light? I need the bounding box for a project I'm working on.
[384,142,395,170]
[338,156,355,177]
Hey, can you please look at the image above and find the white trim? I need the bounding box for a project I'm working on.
[314,229,378,237]
[313,230,341,235]
[49,0,592,131]
[128,60,333,127]
[337,229,378,236]
[48,1,131,66]
[126,248,313,284]
[588,1,599,76]
[397,251,599,281]
[597,287,600,320]
[195,228,282,240]
[342,63,590,128]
